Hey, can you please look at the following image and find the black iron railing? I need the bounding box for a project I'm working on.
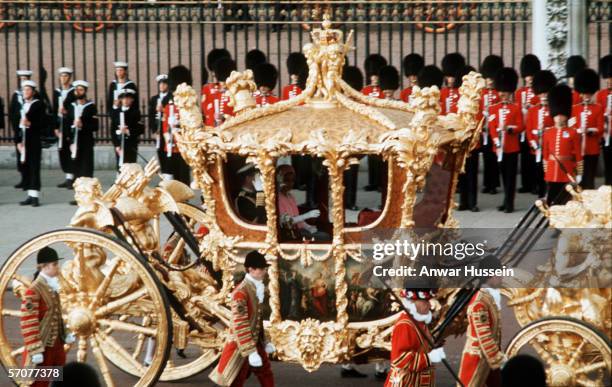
[0,1,609,143]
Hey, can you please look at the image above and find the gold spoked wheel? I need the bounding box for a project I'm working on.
[0,228,172,387]
[506,317,611,387]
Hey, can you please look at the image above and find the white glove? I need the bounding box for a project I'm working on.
[64,332,76,344]
[576,175,583,184]
[265,342,276,354]
[248,351,263,367]
[31,353,44,365]
[293,209,320,223]
[253,173,264,192]
[303,224,318,234]
[427,347,446,364]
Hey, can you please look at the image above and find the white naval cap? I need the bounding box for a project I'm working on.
[156,74,168,82]
[113,61,129,68]
[21,80,37,89]
[16,69,33,77]
[118,88,136,97]
[58,67,73,75]
[72,80,89,88]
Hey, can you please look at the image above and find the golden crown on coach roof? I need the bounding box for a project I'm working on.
[309,14,343,46]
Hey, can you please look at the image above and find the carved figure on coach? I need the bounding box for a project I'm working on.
[341,65,364,211]
[53,67,76,189]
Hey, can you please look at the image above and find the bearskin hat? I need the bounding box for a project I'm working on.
[532,70,557,95]
[168,65,193,92]
[364,54,388,80]
[286,52,307,75]
[254,63,278,89]
[342,65,364,91]
[480,55,504,79]
[441,53,466,77]
[599,54,612,78]
[417,65,444,88]
[566,55,587,78]
[548,84,573,118]
[494,67,519,92]
[519,54,541,78]
[403,53,424,78]
[206,48,231,72]
[455,65,476,88]
[245,49,267,71]
[379,65,400,91]
[574,68,600,94]
[213,57,237,83]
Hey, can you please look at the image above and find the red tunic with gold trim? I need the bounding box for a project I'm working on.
[525,104,553,158]
[281,84,302,100]
[209,279,273,387]
[542,125,583,183]
[478,88,500,145]
[596,88,612,146]
[201,82,234,127]
[20,276,67,387]
[361,85,383,98]
[254,91,280,107]
[570,102,604,155]
[489,102,524,154]
[400,86,413,103]
[440,87,460,115]
[515,86,539,116]
[384,312,434,387]
[458,290,503,387]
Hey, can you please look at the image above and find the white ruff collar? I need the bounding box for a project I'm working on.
[39,272,60,292]
[483,287,502,309]
[245,273,265,303]
[402,299,432,324]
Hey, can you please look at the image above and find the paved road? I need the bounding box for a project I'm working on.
[0,165,541,386]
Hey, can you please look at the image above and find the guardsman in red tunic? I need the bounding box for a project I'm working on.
[361,54,387,99]
[282,52,307,101]
[516,54,541,194]
[478,55,504,195]
[161,65,193,186]
[490,67,524,213]
[20,247,75,387]
[543,84,583,205]
[253,63,280,107]
[526,70,557,198]
[203,57,237,128]
[440,53,465,115]
[400,54,424,103]
[566,55,587,105]
[209,251,275,387]
[596,54,612,185]
[458,256,505,387]
[385,288,445,387]
[570,68,604,189]
[201,48,231,117]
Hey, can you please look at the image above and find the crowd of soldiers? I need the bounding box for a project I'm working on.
[6,50,611,213]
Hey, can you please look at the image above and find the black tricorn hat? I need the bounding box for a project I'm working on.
[548,84,573,118]
[244,250,269,269]
[213,58,237,83]
[480,55,504,79]
[532,70,557,95]
[403,53,425,77]
[379,65,400,91]
[254,63,278,89]
[494,67,519,92]
[519,54,541,78]
[599,54,612,78]
[566,55,587,78]
[342,65,364,91]
[455,65,476,88]
[574,68,600,94]
[364,54,388,79]
[245,49,267,71]
[168,65,193,92]
[207,48,231,72]
[441,52,466,77]
[37,247,62,265]
[417,65,444,88]
[286,52,307,75]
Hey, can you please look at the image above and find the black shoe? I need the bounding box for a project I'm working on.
[497,205,506,212]
[457,205,468,211]
[374,370,388,381]
[31,198,39,207]
[57,179,72,188]
[14,182,24,189]
[470,206,480,212]
[364,184,379,192]
[489,188,498,194]
[518,187,530,193]
[69,200,78,206]
[504,207,514,213]
[20,197,33,206]
[341,368,367,378]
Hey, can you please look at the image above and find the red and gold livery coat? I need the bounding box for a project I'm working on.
[542,125,583,182]
[458,290,503,387]
[570,102,605,155]
[525,104,553,156]
[489,102,524,154]
[384,312,434,387]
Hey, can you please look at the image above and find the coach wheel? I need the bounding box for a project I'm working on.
[506,317,611,387]
[0,228,172,387]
